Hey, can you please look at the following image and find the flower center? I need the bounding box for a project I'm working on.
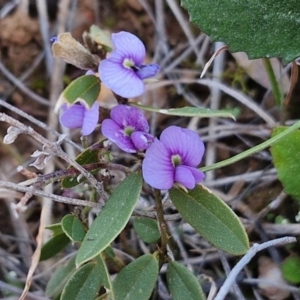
[123,58,136,69]
[171,154,182,167]
[123,126,135,136]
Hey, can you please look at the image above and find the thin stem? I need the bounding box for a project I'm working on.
[201,119,300,172]
[262,58,283,107]
[153,188,169,259]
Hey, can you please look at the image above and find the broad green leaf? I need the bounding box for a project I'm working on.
[169,185,249,255]
[281,256,300,284]
[62,215,86,242]
[113,254,159,300]
[46,255,76,298]
[271,127,300,199]
[181,0,300,63]
[167,261,205,300]
[76,173,143,267]
[40,233,70,261]
[63,75,100,107]
[61,262,103,300]
[62,140,104,188]
[132,103,239,119]
[133,217,160,243]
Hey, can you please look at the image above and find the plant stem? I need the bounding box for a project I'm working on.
[201,119,300,172]
[262,58,283,107]
[153,188,169,259]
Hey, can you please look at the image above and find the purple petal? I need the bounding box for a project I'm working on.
[136,64,160,79]
[110,31,145,65]
[142,139,174,189]
[59,104,85,129]
[99,59,145,98]
[101,119,136,153]
[131,131,154,151]
[110,105,149,132]
[160,126,205,167]
[184,166,205,184]
[174,165,197,189]
[82,102,99,136]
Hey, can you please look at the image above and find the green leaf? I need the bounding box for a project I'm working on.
[40,233,70,261]
[62,215,86,242]
[46,255,76,298]
[63,75,100,107]
[113,254,159,300]
[167,261,206,300]
[271,127,300,199]
[133,217,160,243]
[281,256,300,284]
[76,173,143,267]
[181,0,300,63]
[169,185,249,255]
[61,140,104,188]
[61,262,103,300]
[132,103,239,119]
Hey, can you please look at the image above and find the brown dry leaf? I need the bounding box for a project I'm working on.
[258,256,290,300]
[52,32,99,70]
[232,52,290,94]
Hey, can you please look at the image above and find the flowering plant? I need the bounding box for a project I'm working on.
[5,12,300,298]
[36,29,249,300]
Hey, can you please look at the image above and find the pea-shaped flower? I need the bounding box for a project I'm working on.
[101,105,154,153]
[99,31,159,98]
[59,102,99,136]
[142,126,205,190]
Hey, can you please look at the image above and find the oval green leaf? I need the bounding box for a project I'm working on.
[281,256,300,284]
[61,262,103,300]
[113,254,159,300]
[271,127,300,199]
[132,103,239,119]
[133,217,160,244]
[62,214,86,242]
[63,75,100,107]
[40,233,70,261]
[169,185,249,255]
[167,261,205,300]
[182,0,300,63]
[76,173,143,267]
[46,255,76,298]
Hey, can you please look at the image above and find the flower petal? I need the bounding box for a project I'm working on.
[174,165,197,189]
[160,126,205,167]
[131,131,154,151]
[59,104,85,129]
[82,102,99,136]
[184,166,205,184]
[101,119,136,153]
[110,31,145,65]
[110,105,149,132]
[136,64,160,79]
[99,59,145,98]
[142,139,174,190]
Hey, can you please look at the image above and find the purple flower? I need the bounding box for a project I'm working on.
[99,31,159,98]
[142,126,205,190]
[59,102,99,136]
[101,105,154,153]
